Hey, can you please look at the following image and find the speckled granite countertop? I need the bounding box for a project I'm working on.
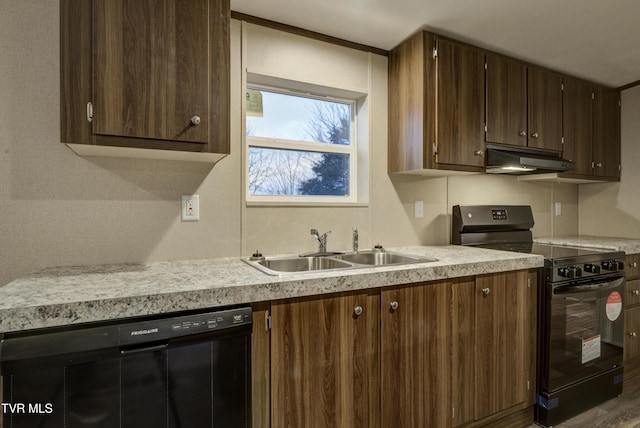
[0,246,543,333]
[535,235,640,254]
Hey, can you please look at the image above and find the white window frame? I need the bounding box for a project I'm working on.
[245,83,359,205]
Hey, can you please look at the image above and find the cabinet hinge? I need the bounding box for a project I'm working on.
[528,278,531,288]
[619,100,622,107]
[561,136,564,145]
[484,124,487,133]
[452,406,455,419]
[561,83,564,91]
[527,380,531,390]
[265,310,272,332]
[484,61,487,71]
[433,143,438,155]
[86,101,93,123]
[592,92,595,100]
[591,161,595,168]
[432,47,437,60]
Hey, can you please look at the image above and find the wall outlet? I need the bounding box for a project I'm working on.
[554,202,562,216]
[414,200,424,219]
[182,195,200,221]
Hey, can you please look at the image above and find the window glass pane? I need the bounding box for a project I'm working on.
[248,146,350,196]
[246,88,351,145]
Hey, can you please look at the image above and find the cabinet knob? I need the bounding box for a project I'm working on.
[482,287,491,296]
[519,130,527,137]
[390,301,399,311]
[595,162,603,168]
[531,132,539,138]
[353,306,363,316]
[633,290,639,296]
[633,262,638,268]
[630,332,637,338]
[474,149,484,157]
[190,115,201,126]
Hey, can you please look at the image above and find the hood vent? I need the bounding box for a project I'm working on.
[485,144,575,175]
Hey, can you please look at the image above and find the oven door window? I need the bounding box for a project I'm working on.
[548,278,625,391]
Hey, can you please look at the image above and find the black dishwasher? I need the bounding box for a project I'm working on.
[0,306,252,428]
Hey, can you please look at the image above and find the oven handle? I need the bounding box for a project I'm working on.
[553,276,624,295]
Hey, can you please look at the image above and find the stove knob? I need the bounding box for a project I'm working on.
[584,263,601,274]
[602,260,620,271]
[558,266,581,278]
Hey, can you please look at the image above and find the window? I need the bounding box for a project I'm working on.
[245,85,358,203]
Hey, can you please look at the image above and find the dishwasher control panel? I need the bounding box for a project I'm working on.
[119,306,252,345]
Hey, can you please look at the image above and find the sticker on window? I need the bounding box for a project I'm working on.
[582,335,601,364]
[606,291,623,322]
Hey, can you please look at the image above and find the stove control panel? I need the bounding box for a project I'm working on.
[554,259,625,281]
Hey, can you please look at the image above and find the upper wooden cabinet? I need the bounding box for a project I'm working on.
[593,86,621,179]
[486,55,562,152]
[388,32,485,174]
[562,76,594,175]
[60,0,230,162]
[562,77,621,180]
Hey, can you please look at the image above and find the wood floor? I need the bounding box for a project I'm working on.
[528,377,640,428]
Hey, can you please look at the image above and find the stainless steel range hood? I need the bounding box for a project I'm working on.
[485,144,575,175]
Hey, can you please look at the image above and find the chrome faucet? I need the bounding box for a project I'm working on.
[352,226,358,253]
[310,229,331,254]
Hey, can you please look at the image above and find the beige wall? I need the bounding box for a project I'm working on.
[1,2,579,287]
[579,85,640,237]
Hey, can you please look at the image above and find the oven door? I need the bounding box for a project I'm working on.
[542,275,625,392]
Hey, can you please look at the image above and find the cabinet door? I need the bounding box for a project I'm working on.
[528,68,563,152]
[625,307,640,362]
[486,55,527,148]
[475,271,533,420]
[627,254,640,279]
[451,278,476,427]
[93,0,209,143]
[436,39,485,168]
[381,281,451,428]
[627,280,640,308]
[562,76,594,175]
[271,291,380,428]
[593,86,621,178]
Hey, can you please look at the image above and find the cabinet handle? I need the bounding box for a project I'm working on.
[595,162,603,168]
[190,115,201,126]
[531,132,539,138]
[390,301,399,311]
[353,306,363,316]
[482,287,491,296]
[630,332,637,338]
[633,290,639,296]
[518,131,527,137]
[633,262,638,268]
[474,150,484,157]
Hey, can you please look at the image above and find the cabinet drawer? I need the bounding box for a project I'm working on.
[627,254,640,279]
[628,280,640,307]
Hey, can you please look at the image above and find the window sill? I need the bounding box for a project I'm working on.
[246,201,369,208]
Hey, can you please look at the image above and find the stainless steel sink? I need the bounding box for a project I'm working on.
[255,256,352,274]
[243,250,436,275]
[335,251,428,266]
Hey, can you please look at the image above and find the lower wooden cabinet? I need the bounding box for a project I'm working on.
[624,254,640,380]
[269,291,380,428]
[380,280,452,428]
[262,270,536,428]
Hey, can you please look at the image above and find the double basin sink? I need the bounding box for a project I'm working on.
[243,250,436,276]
